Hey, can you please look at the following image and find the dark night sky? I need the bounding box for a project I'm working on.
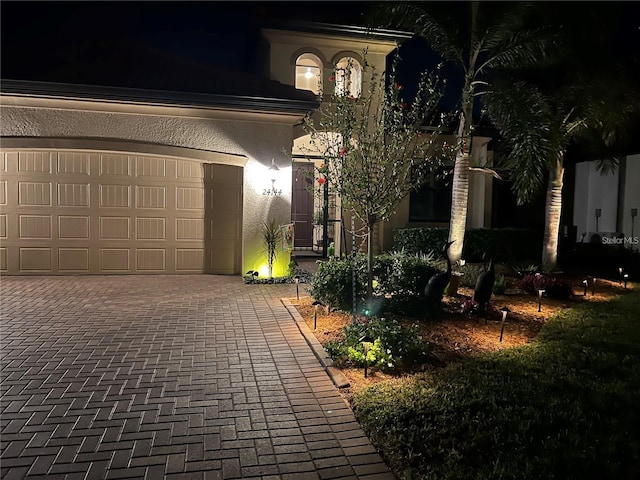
[1,1,639,115]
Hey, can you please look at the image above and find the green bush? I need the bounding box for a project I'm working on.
[309,255,368,312]
[334,316,428,370]
[393,227,543,263]
[493,273,507,295]
[310,252,441,316]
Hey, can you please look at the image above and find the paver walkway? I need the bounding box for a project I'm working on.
[0,275,394,480]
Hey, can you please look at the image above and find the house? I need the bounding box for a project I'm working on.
[0,20,496,276]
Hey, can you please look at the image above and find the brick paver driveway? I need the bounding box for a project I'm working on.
[1,276,393,480]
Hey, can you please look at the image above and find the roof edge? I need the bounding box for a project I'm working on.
[0,79,319,114]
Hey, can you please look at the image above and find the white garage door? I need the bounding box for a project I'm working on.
[0,150,242,274]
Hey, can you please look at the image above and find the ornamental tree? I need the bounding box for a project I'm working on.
[300,54,447,307]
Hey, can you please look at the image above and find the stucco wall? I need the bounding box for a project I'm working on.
[621,154,640,248]
[1,104,297,275]
[573,160,620,240]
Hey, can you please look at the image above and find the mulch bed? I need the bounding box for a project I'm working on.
[290,276,632,400]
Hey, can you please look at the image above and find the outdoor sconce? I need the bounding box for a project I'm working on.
[624,273,629,289]
[499,307,510,343]
[312,300,323,330]
[595,208,602,231]
[537,289,545,312]
[582,279,588,297]
[263,159,283,196]
[294,275,300,301]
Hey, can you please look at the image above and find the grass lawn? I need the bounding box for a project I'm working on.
[351,290,640,480]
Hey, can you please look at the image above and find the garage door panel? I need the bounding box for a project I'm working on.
[101,217,131,239]
[59,248,90,272]
[19,182,51,206]
[19,215,52,239]
[59,216,90,239]
[101,248,130,271]
[136,249,166,271]
[58,183,90,206]
[2,150,242,275]
[20,247,52,271]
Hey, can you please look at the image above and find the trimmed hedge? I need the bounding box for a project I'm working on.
[309,253,440,316]
[393,227,543,263]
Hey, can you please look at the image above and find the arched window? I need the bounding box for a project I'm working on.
[335,57,362,98]
[295,53,322,94]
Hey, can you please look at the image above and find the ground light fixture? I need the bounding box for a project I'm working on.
[619,267,624,284]
[538,289,545,312]
[359,335,373,378]
[624,273,629,289]
[592,277,597,296]
[311,300,323,330]
[499,307,509,342]
[583,279,588,296]
[294,275,300,301]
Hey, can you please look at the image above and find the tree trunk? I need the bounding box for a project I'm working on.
[366,215,376,311]
[448,107,472,262]
[542,157,564,267]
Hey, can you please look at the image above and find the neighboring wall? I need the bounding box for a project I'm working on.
[573,154,640,249]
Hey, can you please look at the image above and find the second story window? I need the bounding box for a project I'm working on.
[295,53,322,94]
[335,57,362,98]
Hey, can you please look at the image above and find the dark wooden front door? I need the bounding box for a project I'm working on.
[291,163,314,247]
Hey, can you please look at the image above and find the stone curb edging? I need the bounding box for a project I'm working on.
[281,297,351,389]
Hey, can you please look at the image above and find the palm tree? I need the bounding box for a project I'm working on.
[374,1,552,261]
[486,73,640,267]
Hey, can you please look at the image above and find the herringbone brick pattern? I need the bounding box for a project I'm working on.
[0,276,394,479]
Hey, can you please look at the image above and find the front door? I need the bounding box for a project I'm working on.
[291,163,314,248]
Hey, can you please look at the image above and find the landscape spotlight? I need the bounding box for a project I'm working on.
[592,277,597,296]
[624,273,629,289]
[582,279,588,297]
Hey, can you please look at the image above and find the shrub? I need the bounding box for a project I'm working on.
[375,251,440,316]
[334,316,428,370]
[516,273,573,300]
[493,273,507,295]
[459,264,485,289]
[309,254,368,312]
[310,252,442,316]
[393,227,543,263]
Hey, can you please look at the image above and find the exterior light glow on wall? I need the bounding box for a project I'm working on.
[263,159,283,196]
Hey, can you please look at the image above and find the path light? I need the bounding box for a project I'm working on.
[359,335,373,378]
[312,300,323,330]
[538,289,545,312]
[294,275,300,301]
[619,267,624,285]
[624,273,629,289]
[499,307,510,343]
[582,279,588,297]
[592,277,597,296]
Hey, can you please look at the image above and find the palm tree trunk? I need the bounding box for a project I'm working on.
[448,97,473,262]
[542,156,564,267]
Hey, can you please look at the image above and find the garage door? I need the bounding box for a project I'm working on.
[0,150,242,274]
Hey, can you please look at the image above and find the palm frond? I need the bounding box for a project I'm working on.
[371,2,464,64]
[485,80,560,204]
[478,29,556,75]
